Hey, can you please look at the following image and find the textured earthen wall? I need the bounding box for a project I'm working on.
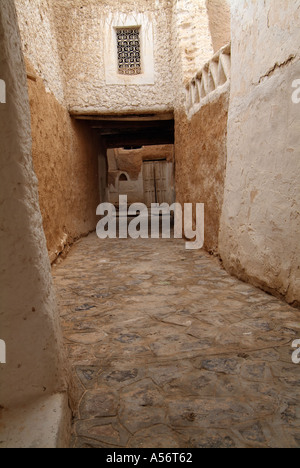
[114,145,174,180]
[16,0,224,115]
[172,0,214,84]
[171,0,214,110]
[172,0,230,254]
[219,0,300,306]
[52,0,174,114]
[15,0,65,104]
[175,92,229,253]
[0,0,65,408]
[26,60,99,263]
[206,0,231,53]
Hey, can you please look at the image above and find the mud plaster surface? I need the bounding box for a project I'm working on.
[26,60,100,262]
[175,92,229,254]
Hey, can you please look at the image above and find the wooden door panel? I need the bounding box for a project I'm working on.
[154,161,168,205]
[143,160,168,206]
[143,161,156,207]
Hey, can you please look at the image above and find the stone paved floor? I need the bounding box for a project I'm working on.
[52,233,300,448]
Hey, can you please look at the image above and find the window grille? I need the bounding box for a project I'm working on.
[116,28,142,75]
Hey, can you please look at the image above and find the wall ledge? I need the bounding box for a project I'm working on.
[185,43,231,119]
[0,393,71,448]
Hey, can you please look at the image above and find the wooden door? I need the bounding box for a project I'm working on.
[154,161,168,204]
[143,161,155,207]
[143,160,168,207]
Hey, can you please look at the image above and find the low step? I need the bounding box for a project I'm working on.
[0,393,70,448]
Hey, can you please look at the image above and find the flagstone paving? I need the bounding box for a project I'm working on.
[52,233,300,448]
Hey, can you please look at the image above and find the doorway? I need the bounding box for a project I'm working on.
[143,159,169,207]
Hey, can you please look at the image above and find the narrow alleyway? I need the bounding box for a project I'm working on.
[53,234,300,448]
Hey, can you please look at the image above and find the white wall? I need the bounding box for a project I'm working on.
[15,0,225,115]
[52,0,175,115]
[172,0,214,109]
[219,0,300,305]
[0,0,65,407]
[15,0,65,104]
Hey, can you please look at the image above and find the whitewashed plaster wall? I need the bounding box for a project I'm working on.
[15,0,65,104]
[0,0,66,408]
[15,0,228,115]
[219,0,300,306]
[206,0,231,53]
[52,0,175,115]
[103,12,155,86]
[171,0,214,109]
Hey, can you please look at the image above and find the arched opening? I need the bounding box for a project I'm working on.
[119,173,128,182]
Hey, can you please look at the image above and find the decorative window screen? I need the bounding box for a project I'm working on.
[116,28,142,75]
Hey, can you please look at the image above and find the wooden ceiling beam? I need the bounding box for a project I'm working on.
[103,131,174,148]
[71,112,174,122]
[91,120,174,130]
